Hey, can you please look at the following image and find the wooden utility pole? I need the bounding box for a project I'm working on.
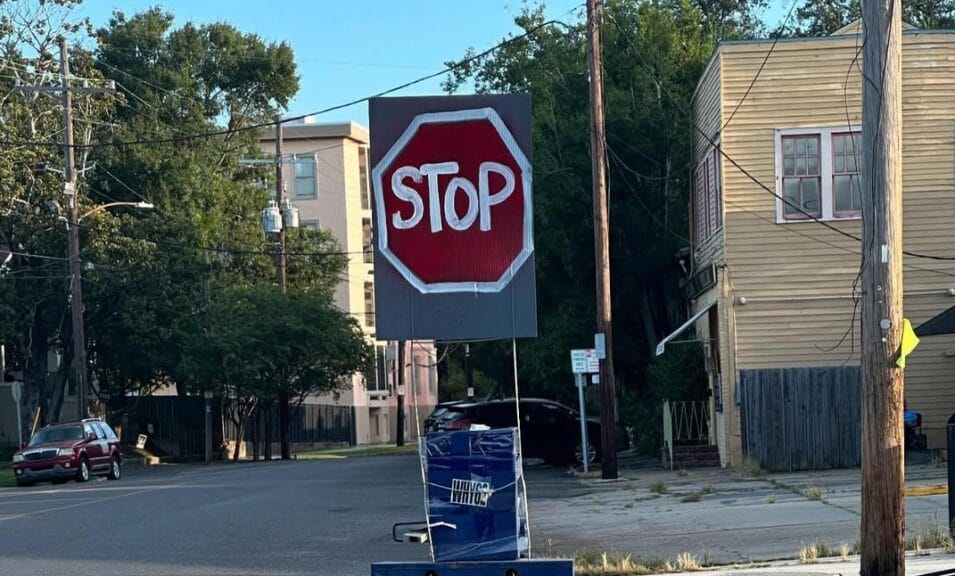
[396,341,406,447]
[586,0,617,479]
[860,1,904,575]
[276,116,291,460]
[58,36,88,422]
[16,39,113,422]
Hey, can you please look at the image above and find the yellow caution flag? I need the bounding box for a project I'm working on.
[897,318,920,369]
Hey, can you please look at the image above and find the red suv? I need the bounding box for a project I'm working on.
[11,419,122,487]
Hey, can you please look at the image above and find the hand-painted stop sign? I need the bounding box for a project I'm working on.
[372,108,533,294]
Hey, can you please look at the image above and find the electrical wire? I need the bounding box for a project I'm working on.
[0,14,578,150]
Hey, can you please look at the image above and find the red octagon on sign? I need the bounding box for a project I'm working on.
[372,108,533,294]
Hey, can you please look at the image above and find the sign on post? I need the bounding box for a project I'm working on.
[570,349,599,375]
[370,94,536,341]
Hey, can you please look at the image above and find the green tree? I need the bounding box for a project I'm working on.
[0,0,118,424]
[184,288,371,460]
[443,2,715,415]
[791,0,955,36]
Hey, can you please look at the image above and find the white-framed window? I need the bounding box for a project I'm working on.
[293,155,317,199]
[692,145,722,245]
[775,126,861,222]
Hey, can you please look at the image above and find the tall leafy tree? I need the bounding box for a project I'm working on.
[791,0,955,36]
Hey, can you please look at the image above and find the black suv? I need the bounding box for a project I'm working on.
[432,398,628,466]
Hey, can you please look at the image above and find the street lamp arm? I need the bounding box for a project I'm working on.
[78,201,153,222]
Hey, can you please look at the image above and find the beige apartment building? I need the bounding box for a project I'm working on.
[259,118,438,445]
[663,23,955,471]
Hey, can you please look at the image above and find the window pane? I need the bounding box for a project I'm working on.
[852,176,862,210]
[795,138,806,155]
[846,154,857,172]
[834,135,845,154]
[853,134,861,153]
[295,176,315,198]
[835,155,845,173]
[808,157,819,175]
[807,137,818,155]
[784,157,794,175]
[834,175,852,211]
[795,156,807,175]
[802,178,820,213]
[784,138,794,155]
[294,160,314,178]
[783,179,800,215]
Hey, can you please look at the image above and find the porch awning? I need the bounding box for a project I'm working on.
[916,306,955,337]
[655,300,718,357]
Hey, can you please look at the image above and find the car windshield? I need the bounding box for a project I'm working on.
[28,426,85,446]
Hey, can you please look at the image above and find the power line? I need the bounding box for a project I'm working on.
[0,15,577,150]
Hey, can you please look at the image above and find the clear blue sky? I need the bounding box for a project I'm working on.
[75,1,790,127]
[75,0,586,127]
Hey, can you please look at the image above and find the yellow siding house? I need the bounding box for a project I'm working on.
[667,23,955,470]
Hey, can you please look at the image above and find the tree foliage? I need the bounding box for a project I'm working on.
[0,2,363,438]
[790,0,955,36]
[442,1,720,417]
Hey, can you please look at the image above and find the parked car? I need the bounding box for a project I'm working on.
[424,400,472,433]
[11,418,122,487]
[433,398,629,466]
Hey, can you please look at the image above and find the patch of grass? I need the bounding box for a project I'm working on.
[0,465,15,488]
[906,521,953,552]
[296,444,418,459]
[576,551,655,576]
[798,542,819,564]
[649,481,668,494]
[840,542,852,561]
[734,457,766,478]
[766,494,777,504]
[666,552,701,572]
[803,485,824,501]
[624,502,634,509]
[576,551,705,576]
[701,485,715,495]
[676,468,688,477]
[680,492,702,503]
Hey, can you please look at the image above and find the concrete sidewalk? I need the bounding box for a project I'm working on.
[645,553,955,575]
[528,462,952,565]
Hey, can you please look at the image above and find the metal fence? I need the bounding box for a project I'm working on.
[224,402,355,445]
[739,366,861,472]
[108,396,221,458]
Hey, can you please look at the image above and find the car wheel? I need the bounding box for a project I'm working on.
[76,458,90,483]
[575,440,598,467]
[107,457,121,481]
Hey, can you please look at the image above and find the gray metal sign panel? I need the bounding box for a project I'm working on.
[369,94,537,341]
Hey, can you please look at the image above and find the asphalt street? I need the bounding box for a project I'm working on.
[0,456,441,576]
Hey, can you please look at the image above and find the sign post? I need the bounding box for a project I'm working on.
[11,381,23,448]
[570,349,598,473]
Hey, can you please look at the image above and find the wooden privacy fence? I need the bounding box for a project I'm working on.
[739,366,861,471]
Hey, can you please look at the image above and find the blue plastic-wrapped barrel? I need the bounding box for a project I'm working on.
[421,428,529,562]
